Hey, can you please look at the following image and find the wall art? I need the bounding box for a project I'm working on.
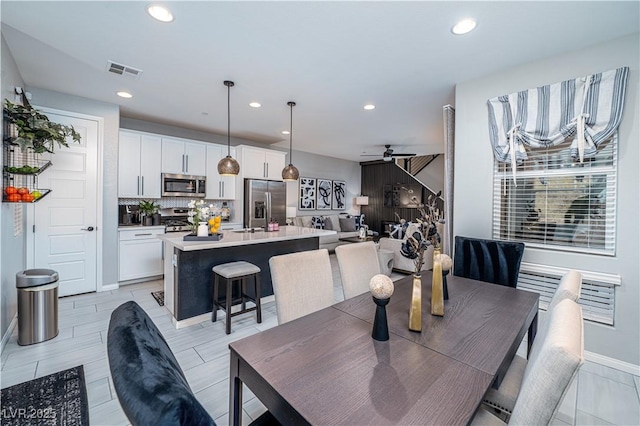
[299,177,316,210]
[316,179,332,209]
[332,180,346,210]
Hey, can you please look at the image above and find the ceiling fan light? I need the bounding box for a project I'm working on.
[218,155,240,176]
[282,164,300,181]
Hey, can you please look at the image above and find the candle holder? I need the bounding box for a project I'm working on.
[443,270,449,300]
[369,274,394,342]
[372,297,390,341]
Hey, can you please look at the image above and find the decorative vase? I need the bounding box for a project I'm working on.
[197,222,208,237]
[371,296,390,341]
[431,248,444,316]
[409,274,422,332]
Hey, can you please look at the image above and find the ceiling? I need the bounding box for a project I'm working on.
[1,1,638,162]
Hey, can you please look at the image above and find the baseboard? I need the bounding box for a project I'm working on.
[1,315,18,355]
[99,283,119,292]
[585,350,640,376]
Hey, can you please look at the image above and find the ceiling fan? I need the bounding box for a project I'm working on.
[361,144,417,162]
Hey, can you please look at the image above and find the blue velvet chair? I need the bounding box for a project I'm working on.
[107,301,278,426]
[453,236,525,288]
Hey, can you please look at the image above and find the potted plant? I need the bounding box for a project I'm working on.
[138,200,161,226]
[3,99,81,154]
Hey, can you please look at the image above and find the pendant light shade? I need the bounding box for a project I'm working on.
[218,80,240,176]
[282,101,300,181]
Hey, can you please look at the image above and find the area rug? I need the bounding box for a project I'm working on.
[151,290,165,306]
[0,365,89,426]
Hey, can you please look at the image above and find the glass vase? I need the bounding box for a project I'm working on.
[431,248,444,316]
[409,274,422,332]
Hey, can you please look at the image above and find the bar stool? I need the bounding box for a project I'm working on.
[212,261,262,334]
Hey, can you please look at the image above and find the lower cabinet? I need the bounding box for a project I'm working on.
[118,227,165,282]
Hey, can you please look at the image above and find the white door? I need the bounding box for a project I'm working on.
[29,110,100,297]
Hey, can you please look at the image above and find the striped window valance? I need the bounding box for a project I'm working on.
[487,67,629,182]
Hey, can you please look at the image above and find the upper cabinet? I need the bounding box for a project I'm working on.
[206,145,237,200]
[161,137,207,176]
[237,145,286,180]
[118,130,162,198]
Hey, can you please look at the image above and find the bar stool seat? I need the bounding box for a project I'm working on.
[212,261,262,334]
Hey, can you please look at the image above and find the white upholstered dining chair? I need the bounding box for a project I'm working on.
[269,249,335,324]
[482,269,583,415]
[473,299,584,425]
[335,241,381,300]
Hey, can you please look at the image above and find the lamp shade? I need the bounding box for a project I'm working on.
[286,207,297,218]
[355,196,369,206]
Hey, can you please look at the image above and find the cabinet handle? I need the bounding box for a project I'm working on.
[135,233,153,236]
[266,162,269,177]
[222,181,225,197]
[185,155,189,173]
[137,176,141,195]
[141,176,144,195]
[263,162,267,178]
[219,181,222,197]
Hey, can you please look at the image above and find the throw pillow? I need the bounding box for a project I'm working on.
[301,216,313,228]
[339,217,357,232]
[324,219,333,230]
[312,216,325,229]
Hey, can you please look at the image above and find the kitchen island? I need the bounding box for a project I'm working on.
[158,226,336,327]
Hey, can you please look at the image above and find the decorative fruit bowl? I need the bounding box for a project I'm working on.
[3,187,50,203]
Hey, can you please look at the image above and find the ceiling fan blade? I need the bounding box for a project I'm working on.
[390,153,417,157]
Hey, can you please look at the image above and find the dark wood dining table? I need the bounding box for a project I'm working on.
[229,271,539,425]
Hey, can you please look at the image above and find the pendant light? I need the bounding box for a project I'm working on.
[282,101,300,181]
[217,80,240,176]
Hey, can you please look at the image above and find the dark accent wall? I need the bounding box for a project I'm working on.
[361,161,444,234]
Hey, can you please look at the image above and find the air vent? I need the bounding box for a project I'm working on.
[106,61,143,79]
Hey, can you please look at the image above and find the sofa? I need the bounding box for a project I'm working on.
[293,214,364,251]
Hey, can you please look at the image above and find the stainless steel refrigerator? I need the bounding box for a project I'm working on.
[244,179,287,229]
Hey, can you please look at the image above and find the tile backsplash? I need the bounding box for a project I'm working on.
[119,198,236,217]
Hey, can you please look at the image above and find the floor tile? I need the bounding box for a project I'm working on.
[580,360,637,387]
[576,409,615,425]
[0,361,37,389]
[87,377,113,408]
[577,370,640,425]
[89,398,129,426]
[634,375,640,401]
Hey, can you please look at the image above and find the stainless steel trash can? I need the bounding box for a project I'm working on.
[16,269,59,345]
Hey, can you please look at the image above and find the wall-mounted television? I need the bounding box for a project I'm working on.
[383,184,423,208]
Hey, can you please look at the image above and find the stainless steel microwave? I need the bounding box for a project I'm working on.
[161,173,206,197]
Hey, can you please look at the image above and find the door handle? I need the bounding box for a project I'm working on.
[82,226,95,231]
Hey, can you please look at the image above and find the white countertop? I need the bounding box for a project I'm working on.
[157,225,335,251]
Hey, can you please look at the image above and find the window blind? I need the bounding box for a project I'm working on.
[517,262,619,325]
[492,134,617,255]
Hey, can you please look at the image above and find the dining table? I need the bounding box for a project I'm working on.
[229,271,539,425]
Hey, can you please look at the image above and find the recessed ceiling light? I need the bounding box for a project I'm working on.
[364,104,376,110]
[452,18,476,35]
[249,102,261,108]
[281,130,290,135]
[147,5,174,22]
[117,91,133,99]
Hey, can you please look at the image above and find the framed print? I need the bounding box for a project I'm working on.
[332,180,346,210]
[299,177,316,210]
[316,179,332,209]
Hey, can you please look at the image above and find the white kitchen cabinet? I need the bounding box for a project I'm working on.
[161,137,207,176]
[118,227,164,282]
[206,145,237,199]
[118,130,162,198]
[237,145,286,180]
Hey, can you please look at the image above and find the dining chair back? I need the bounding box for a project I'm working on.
[107,301,215,426]
[335,241,381,299]
[548,269,582,312]
[453,236,525,287]
[509,298,584,425]
[269,249,335,324]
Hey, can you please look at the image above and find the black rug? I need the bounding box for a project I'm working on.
[0,365,89,426]
[151,290,165,306]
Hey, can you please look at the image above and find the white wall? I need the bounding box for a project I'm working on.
[1,35,26,343]
[284,150,361,217]
[454,34,639,366]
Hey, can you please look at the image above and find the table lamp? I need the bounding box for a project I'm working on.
[286,207,297,225]
[355,196,369,206]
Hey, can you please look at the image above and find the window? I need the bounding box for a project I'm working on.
[492,134,617,255]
